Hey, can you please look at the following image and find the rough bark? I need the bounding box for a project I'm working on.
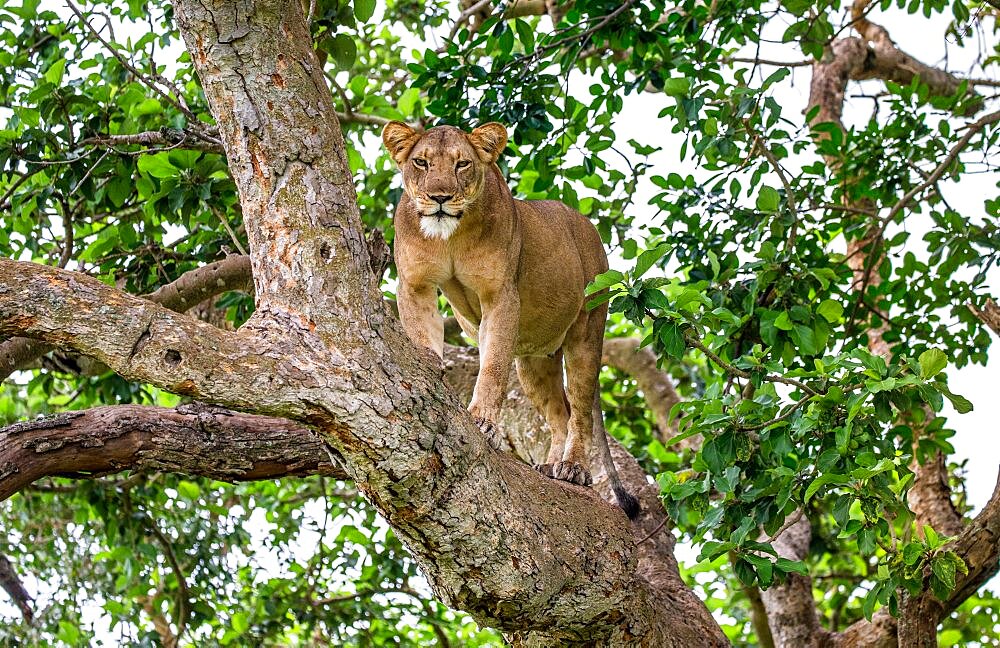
[908,447,964,538]
[0,255,251,381]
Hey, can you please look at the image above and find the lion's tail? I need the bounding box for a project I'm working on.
[593,390,641,520]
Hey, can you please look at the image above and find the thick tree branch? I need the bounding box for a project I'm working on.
[0,258,300,416]
[0,255,252,382]
[0,404,345,502]
[850,1,982,112]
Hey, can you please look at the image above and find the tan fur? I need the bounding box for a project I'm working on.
[383,121,638,517]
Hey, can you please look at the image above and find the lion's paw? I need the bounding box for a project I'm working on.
[474,416,503,450]
[535,461,592,487]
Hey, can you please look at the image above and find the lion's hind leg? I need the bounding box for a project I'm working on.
[514,352,572,470]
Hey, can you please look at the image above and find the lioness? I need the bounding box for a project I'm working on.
[383,121,639,519]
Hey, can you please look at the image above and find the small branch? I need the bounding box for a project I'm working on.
[766,508,805,543]
[335,110,391,127]
[447,0,492,41]
[724,56,811,68]
[881,108,1000,226]
[65,1,206,130]
[745,120,800,250]
[80,129,225,154]
[143,513,190,646]
[208,206,247,256]
[502,0,637,72]
[968,298,1000,336]
[739,394,813,432]
[0,553,33,623]
[683,330,818,396]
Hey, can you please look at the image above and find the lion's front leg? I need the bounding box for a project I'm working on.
[398,280,445,359]
[468,287,519,448]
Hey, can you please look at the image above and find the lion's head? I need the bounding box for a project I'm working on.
[382,122,508,239]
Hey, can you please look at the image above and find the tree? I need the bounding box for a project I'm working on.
[1,0,999,645]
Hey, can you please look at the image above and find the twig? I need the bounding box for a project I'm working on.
[746,119,800,250]
[80,129,224,154]
[724,56,811,67]
[766,508,805,543]
[209,205,248,256]
[881,108,1000,227]
[143,514,190,647]
[65,0,204,130]
[634,515,670,546]
[683,330,818,396]
[448,0,492,41]
[738,393,813,432]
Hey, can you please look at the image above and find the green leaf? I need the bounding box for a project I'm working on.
[663,77,690,97]
[919,349,948,379]
[923,525,941,548]
[331,33,357,70]
[659,323,685,360]
[514,18,535,53]
[744,554,773,587]
[816,299,843,323]
[397,87,421,116]
[177,480,201,499]
[791,324,817,356]
[133,98,162,116]
[586,269,625,294]
[44,58,66,85]
[137,154,178,179]
[634,244,668,279]
[756,186,780,212]
[231,611,249,633]
[354,0,376,22]
[931,555,956,591]
[902,542,924,566]
[939,384,974,414]
[774,557,808,575]
[804,473,849,502]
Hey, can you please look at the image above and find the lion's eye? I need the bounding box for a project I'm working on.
[456,160,471,169]
[413,158,428,169]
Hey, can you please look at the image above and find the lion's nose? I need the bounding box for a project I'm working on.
[428,194,453,205]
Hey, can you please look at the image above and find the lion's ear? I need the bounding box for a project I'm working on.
[468,122,508,163]
[382,121,420,164]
